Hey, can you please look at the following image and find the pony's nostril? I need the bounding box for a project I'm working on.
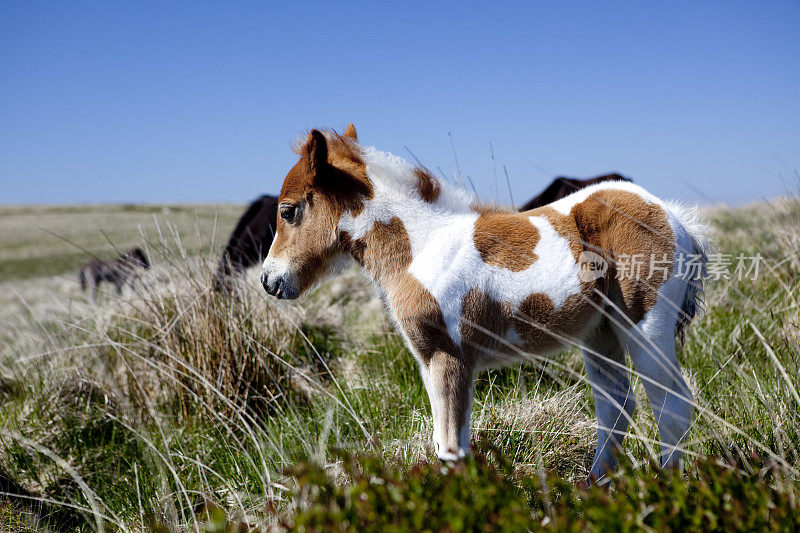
[260,271,277,295]
[261,272,284,297]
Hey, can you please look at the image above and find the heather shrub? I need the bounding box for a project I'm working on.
[285,451,800,532]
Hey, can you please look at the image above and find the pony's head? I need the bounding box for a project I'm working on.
[260,124,372,299]
[128,248,150,269]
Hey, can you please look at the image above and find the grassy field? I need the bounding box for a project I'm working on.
[0,197,799,531]
[0,204,243,282]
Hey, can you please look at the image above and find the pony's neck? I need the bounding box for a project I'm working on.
[337,146,475,286]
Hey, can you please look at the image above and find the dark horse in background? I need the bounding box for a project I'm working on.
[78,247,149,301]
[518,173,631,211]
[213,194,278,292]
[212,174,630,291]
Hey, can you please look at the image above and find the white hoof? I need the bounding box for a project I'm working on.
[437,448,466,462]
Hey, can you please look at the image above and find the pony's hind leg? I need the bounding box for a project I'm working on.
[618,288,693,469]
[89,276,99,302]
[583,324,636,480]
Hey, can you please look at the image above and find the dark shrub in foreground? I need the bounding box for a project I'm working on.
[284,451,800,532]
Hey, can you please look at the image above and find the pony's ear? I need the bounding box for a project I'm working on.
[305,130,328,174]
[343,123,357,140]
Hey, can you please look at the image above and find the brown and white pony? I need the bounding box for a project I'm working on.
[78,247,149,301]
[260,124,708,480]
[212,176,629,292]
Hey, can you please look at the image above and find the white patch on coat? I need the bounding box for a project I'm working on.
[338,147,474,242]
[546,180,661,215]
[408,214,581,348]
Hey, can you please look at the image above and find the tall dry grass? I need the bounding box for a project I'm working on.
[0,195,798,531]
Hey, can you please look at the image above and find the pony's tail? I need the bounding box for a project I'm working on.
[665,201,711,344]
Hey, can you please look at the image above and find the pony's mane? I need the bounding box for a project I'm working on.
[361,146,475,212]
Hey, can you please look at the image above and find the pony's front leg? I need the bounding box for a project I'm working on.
[425,350,475,461]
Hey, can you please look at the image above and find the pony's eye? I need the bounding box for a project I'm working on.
[280,204,297,223]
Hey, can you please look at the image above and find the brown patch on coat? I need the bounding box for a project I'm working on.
[394,280,462,365]
[391,270,461,366]
[522,189,675,325]
[569,190,674,324]
[414,167,441,203]
[514,292,599,353]
[473,212,540,272]
[346,217,413,282]
[460,289,514,364]
[460,289,601,363]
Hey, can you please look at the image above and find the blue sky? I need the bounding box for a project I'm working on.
[1,1,798,206]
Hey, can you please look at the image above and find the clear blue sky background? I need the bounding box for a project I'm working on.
[1,1,798,206]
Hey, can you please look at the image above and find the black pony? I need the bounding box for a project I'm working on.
[518,173,631,211]
[78,247,149,301]
[213,195,278,292]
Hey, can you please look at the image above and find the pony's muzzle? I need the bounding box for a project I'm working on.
[260,263,299,300]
